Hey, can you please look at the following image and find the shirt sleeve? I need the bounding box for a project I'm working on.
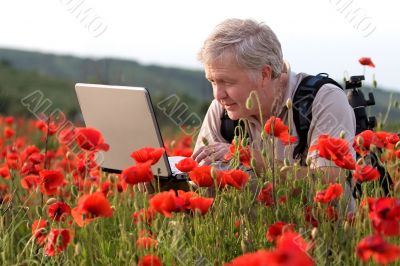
[307,84,357,168]
[193,99,227,154]
[193,99,227,153]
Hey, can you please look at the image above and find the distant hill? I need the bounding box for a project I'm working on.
[0,48,213,100]
[1,47,400,130]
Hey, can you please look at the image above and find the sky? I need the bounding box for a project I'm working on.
[1,0,399,90]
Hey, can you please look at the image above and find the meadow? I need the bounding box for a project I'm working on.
[0,112,399,266]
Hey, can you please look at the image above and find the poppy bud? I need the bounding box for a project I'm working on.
[344,221,351,232]
[284,158,290,167]
[369,144,378,153]
[74,243,81,256]
[210,166,217,179]
[201,138,209,146]
[395,141,400,150]
[46,198,57,205]
[261,131,267,140]
[339,130,346,139]
[245,96,253,110]
[286,98,292,109]
[356,136,364,147]
[311,227,318,239]
[250,158,257,169]
[280,166,290,173]
[372,74,377,89]
[66,151,74,160]
[261,148,267,158]
[109,174,118,182]
[356,158,365,165]
[306,157,312,167]
[231,137,238,147]
[241,138,248,147]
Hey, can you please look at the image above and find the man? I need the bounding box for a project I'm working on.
[191,18,356,191]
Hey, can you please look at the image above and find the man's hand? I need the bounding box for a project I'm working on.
[192,143,230,165]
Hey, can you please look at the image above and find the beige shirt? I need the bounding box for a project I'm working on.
[194,69,357,168]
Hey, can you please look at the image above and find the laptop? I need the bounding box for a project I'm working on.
[75,83,187,181]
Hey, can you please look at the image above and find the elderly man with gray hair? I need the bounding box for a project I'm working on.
[191,18,356,208]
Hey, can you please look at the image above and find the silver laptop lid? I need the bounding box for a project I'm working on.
[75,83,172,178]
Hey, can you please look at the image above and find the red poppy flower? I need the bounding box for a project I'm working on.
[121,161,154,185]
[175,157,198,172]
[75,127,109,152]
[59,127,76,145]
[35,119,59,136]
[20,145,40,161]
[257,183,274,207]
[39,170,66,196]
[224,250,272,266]
[375,131,399,150]
[4,116,14,125]
[325,205,339,221]
[304,206,319,228]
[264,116,297,145]
[224,141,252,168]
[149,190,185,217]
[71,192,113,227]
[44,228,73,256]
[32,219,47,246]
[314,183,343,203]
[131,147,165,165]
[132,207,157,225]
[188,197,214,215]
[4,127,15,139]
[223,169,250,190]
[356,235,400,264]
[48,201,71,222]
[136,237,158,249]
[266,221,295,242]
[138,255,163,266]
[271,231,314,266]
[353,164,380,183]
[0,165,10,179]
[360,197,378,212]
[188,165,214,187]
[359,57,376,68]
[309,134,355,170]
[226,231,314,266]
[353,130,383,156]
[177,190,200,208]
[369,197,400,236]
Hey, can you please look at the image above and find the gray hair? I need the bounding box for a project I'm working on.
[198,18,283,79]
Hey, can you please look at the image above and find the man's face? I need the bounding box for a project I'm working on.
[205,54,272,120]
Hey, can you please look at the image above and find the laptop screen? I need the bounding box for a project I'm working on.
[75,83,172,178]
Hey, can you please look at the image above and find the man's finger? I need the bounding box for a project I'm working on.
[192,146,206,159]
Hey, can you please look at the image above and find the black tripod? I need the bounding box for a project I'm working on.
[346,75,393,197]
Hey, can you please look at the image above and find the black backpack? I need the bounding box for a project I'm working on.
[220,73,392,197]
[220,73,341,162]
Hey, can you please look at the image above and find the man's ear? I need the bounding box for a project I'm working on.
[261,65,273,86]
[261,65,272,80]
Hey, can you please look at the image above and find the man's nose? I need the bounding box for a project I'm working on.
[213,84,227,101]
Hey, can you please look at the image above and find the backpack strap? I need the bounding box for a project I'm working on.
[220,110,247,143]
[292,73,343,165]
